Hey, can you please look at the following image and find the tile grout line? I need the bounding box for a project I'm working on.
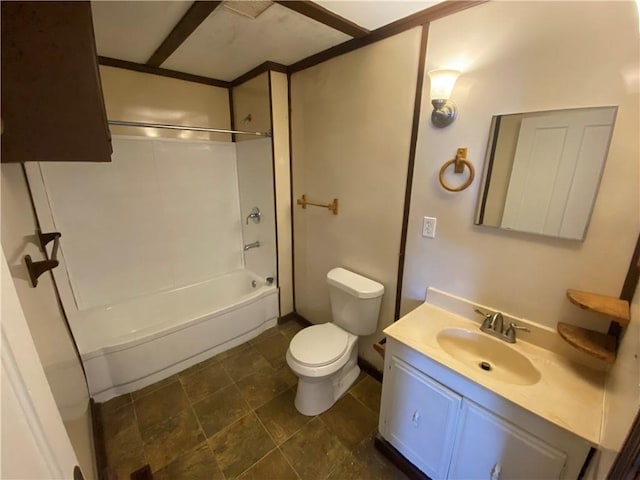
[112,326,306,478]
[216,331,290,478]
[275,444,303,480]
[347,388,381,418]
[130,394,152,474]
[182,368,253,480]
[315,413,360,457]
[240,332,303,480]
[178,377,227,480]
[136,378,200,476]
[247,398,303,479]
[200,384,261,479]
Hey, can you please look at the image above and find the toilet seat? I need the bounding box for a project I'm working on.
[289,323,349,367]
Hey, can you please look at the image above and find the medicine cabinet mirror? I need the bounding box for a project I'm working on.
[475,106,617,240]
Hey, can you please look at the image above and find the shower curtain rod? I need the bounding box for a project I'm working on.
[108,120,272,137]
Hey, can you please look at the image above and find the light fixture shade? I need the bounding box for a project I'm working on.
[428,69,460,100]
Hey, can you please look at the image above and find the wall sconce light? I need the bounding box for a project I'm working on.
[428,69,460,128]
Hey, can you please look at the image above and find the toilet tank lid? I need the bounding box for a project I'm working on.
[327,268,384,299]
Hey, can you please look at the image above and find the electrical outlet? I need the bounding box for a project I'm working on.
[422,216,437,238]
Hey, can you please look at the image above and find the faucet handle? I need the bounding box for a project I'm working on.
[504,323,530,342]
[507,322,530,332]
[475,309,493,329]
[246,207,261,224]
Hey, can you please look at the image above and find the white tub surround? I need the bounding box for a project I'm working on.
[24,136,281,401]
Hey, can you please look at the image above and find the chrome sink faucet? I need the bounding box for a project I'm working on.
[475,309,529,343]
[479,309,503,334]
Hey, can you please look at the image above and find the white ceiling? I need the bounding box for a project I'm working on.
[92,1,192,64]
[163,4,351,81]
[316,1,441,30]
[91,1,443,82]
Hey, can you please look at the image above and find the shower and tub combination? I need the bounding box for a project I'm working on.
[26,129,279,401]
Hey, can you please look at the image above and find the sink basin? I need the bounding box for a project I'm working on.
[436,328,541,386]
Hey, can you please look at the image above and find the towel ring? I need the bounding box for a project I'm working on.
[439,148,475,192]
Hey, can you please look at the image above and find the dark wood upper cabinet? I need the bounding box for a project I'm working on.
[1,1,112,163]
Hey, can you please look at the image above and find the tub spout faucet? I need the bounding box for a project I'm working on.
[244,241,260,251]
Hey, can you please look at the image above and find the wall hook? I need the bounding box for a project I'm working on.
[24,231,61,287]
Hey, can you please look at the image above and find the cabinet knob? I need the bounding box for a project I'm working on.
[411,409,420,426]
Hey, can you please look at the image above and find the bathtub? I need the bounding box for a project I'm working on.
[70,269,279,402]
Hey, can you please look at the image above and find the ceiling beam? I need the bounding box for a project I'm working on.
[99,1,487,89]
[274,1,370,38]
[230,61,288,87]
[99,56,230,88]
[289,0,487,74]
[146,1,222,67]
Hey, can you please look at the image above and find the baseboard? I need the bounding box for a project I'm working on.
[289,311,312,326]
[278,311,301,325]
[358,356,383,382]
[130,465,153,480]
[293,311,384,382]
[374,433,430,480]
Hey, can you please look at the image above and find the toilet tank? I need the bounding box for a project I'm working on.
[327,268,384,336]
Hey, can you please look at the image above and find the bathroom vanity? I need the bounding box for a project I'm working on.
[378,289,605,479]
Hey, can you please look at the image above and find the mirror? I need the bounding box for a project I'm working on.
[475,106,617,240]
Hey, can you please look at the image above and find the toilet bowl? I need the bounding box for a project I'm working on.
[286,323,360,416]
[286,268,384,416]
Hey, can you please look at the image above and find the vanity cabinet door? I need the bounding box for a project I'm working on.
[383,357,462,479]
[449,400,567,479]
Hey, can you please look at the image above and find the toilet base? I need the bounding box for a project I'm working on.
[294,361,360,416]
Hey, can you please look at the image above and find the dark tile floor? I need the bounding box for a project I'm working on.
[97,320,408,480]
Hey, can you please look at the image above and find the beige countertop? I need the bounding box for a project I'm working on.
[384,293,606,445]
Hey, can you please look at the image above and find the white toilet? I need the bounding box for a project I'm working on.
[286,267,384,416]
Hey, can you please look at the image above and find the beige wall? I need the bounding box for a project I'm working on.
[270,71,294,315]
[232,71,294,316]
[403,3,639,474]
[99,65,231,141]
[1,164,96,479]
[402,2,639,335]
[232,72,271,140]
[291,27,423,369]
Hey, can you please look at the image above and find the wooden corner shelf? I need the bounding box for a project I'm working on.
[566,289,630,327]
[559,288,632,364]
[557,322,616,364]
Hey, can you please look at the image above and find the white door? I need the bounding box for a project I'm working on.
[448,400,567,480]
[382,357,462,479]
[501,107,616,239]
[1,251,80,479]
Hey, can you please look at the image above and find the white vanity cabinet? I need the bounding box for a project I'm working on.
[448,400,567,479]
[379,339,592,479]
[384,357,462,478]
